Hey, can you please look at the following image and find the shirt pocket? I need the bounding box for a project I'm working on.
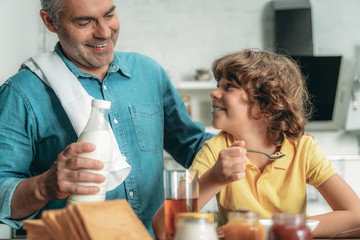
[129,103,163,152]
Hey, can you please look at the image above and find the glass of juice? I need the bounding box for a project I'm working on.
[164,169,199,240]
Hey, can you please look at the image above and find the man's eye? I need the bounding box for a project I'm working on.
[105,13,114,18]
[78,21,90,26]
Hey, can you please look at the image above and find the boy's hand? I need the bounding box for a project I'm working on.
[212,140,247,185]
[217,225,226,239]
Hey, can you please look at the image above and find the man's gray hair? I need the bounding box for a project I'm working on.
[40,0,65,30]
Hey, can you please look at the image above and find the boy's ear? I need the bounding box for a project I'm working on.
[40,9,58,33]
[252,104,265,119]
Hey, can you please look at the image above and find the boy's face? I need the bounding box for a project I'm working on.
[210,78,258,135]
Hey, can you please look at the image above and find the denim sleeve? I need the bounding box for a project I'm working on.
[0,179,38,228]
[0,82,38,229]
[161,68,214,168]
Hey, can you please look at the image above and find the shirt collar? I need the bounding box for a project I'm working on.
[54,42,132,79]
[241,135,294,170]
[271,136,294,170]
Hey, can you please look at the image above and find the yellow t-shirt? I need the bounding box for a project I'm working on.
[190,131,337,226]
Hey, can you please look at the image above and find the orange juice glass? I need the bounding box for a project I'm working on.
[164,169,199,240]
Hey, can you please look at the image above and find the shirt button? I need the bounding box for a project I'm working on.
[114,118,118,124]
[129,191,134,198]
[103,85,107,90]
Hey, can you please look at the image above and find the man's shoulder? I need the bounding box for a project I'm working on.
[2,67,41,89]
[1,66,52,105]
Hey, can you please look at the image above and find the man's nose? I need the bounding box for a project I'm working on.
[94,20,111,39]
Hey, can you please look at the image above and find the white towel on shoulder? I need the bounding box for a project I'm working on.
[22,51,131,191]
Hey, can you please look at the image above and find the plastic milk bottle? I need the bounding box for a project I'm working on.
[68,99,112,205]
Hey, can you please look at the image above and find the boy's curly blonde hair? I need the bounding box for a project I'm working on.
[212,49,313,146]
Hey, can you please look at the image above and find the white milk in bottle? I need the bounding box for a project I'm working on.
[68,99,112,205]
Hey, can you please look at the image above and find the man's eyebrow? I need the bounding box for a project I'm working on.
[104,6,116,16]
[72,6,116,21]
[73,16,94,21]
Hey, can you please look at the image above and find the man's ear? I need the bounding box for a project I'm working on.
[40,9,57,33]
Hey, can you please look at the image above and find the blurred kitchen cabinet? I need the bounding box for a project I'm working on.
[175,81,220,134]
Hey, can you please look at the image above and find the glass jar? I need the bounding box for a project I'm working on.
[224,211,264,240]
[268,213,312,240]
[174,212,218,240]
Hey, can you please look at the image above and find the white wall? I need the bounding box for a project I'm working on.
[115,0,274,81]
[312,0,360,57]
[0,0,43,83]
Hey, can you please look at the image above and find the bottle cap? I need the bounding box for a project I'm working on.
[91,99,111,109]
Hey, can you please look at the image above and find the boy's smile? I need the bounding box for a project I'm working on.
[212,105,226,112]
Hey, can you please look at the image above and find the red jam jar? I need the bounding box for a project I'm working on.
[269,213,312,240]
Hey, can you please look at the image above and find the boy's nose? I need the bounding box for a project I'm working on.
[210,89,220,99]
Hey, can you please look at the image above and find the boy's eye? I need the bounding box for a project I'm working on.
[226,83,235,90]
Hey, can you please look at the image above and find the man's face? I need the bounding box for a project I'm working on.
[56,0,119,72]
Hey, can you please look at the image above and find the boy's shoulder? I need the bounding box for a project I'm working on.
[204,131,235,150]
[288,134,319,153]
[297,134,317,145]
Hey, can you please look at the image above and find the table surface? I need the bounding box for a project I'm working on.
[314,238,360,239]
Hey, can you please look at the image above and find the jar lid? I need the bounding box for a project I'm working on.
[227,211,260,222]
[272,213,306,226]
[91,99,111,109]
[176,212,215,224]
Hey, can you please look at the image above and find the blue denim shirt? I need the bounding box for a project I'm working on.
[0,43,213,236]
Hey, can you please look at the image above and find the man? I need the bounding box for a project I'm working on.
[0,0,212,236]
